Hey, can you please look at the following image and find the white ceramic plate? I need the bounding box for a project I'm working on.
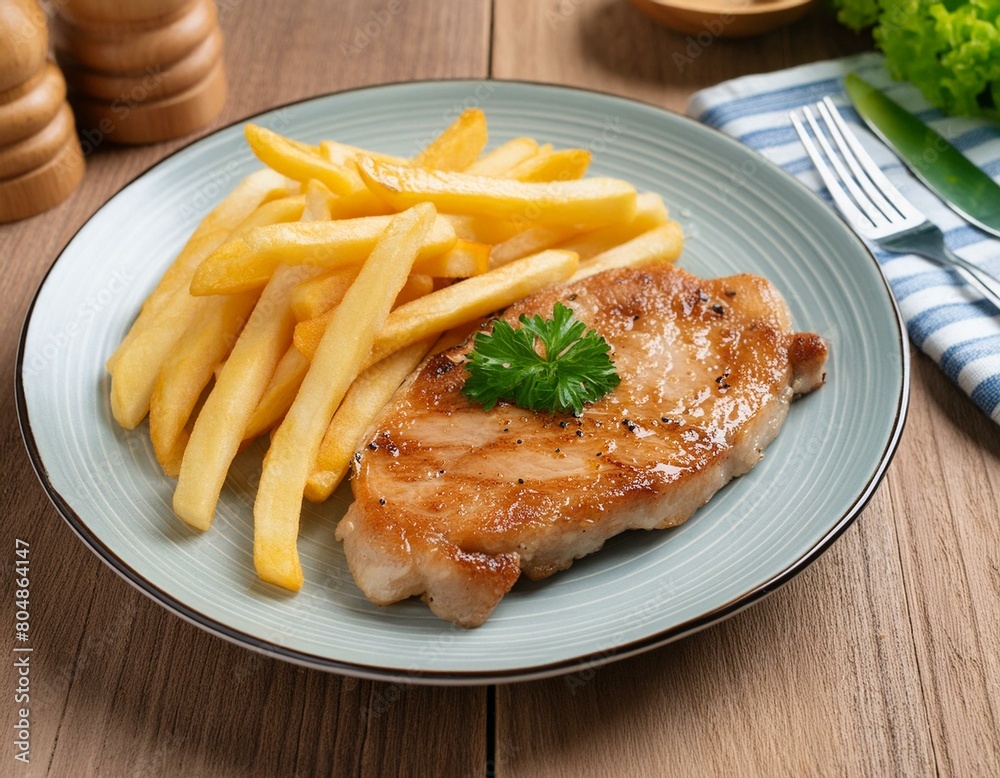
[17,81,908,683]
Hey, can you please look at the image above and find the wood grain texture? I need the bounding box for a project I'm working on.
[3,1,999,776]
[0,1,490,776]
[493,1,999,776]
[887,353,1000,776]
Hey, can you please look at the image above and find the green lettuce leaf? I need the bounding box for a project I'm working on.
[833,0,1000,118]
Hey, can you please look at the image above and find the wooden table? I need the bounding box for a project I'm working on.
[3,1,998,775]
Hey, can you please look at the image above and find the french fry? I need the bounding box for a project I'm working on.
[231,193,307,233]
[242,261,419,443]
[571,222,683,281]
[413,240,490,278]
[490,224,580,268]
[172,264,322,529]
[557,192,669,260]
[233,183,335,446]
[190,214,457,296]
[290,268,359,321]
[442,214,522,244]
[245,124,363,195]
[304,337,436,502]
[129,187,304,341]
[289,253,432,325]
[412,108,487,171]
[395,273,435,305]
[293,274,436,359]
[243,346,310,441]
[109,181,301,429]
[302,179,334,219]
[106,168,287,372]
[149,290,259,470]
[366,249,579,367]
[357,157,637,226]
[327,188,393,219]
[320,140,407,168]
[172,195,332,528]
[506,148,591,183]
[159,424,192,479]
[292,318,328,361]
[464,137,538,176]
[253,203,436,590]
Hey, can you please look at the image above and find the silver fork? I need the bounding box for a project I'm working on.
[791,97,1000,312]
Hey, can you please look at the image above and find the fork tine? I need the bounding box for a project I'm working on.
[802,106,889,228]
[820,96,924,222]
[791,111,874,231]
[817,99,899,220]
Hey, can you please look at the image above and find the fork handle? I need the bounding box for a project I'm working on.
[908,242,1000,311]
[940,246,1000,313]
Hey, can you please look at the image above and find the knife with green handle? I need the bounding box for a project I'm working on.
[844,73,1000,238]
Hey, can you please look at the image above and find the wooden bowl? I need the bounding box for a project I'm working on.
[629,0,814,37]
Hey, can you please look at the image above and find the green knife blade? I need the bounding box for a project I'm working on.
[844,73,1000,238]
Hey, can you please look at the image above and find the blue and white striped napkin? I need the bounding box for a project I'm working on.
[688,52,1000,423]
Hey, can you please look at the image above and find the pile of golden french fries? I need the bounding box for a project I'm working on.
[107,108,683,592]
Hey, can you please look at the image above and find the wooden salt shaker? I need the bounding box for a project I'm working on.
[0,0,85,222]
[52,0,226,144]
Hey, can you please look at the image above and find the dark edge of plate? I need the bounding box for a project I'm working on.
[14,79,911,686]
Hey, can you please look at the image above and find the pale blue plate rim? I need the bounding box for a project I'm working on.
[15,79,910,685]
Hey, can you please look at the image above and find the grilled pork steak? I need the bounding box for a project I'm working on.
[336,265,827,627]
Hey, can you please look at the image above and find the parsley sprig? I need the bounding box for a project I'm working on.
[462,302,620,415]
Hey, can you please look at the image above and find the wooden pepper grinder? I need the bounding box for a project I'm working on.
[52,0,226,144]
[0,0,85,222]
